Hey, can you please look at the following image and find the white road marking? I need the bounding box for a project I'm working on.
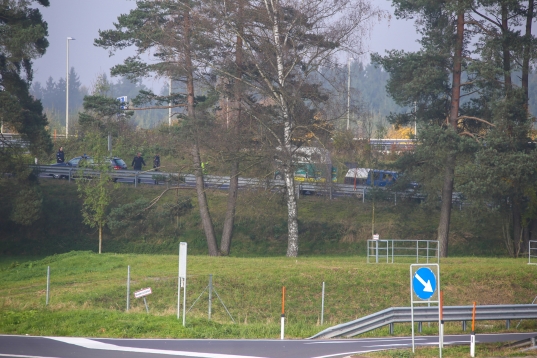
[47,337,266,358]
[0,355,60,358]
[310,349,382,358]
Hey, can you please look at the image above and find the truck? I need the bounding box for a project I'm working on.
[274,146,337,183]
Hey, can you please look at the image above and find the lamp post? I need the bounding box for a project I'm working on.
[169,77,172,126]
[66,37,75,136]
[347,57,354,131]
[414,101,417,139]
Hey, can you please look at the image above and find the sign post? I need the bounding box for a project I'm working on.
[134,287,152,313]
[178,242,187,326]
[410,264,441,357]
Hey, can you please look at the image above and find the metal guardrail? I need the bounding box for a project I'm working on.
[310,304,537,339]
[367,239,439,264]
[33,165,463,203]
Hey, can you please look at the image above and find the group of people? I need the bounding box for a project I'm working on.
[55,147,161,171]
[131,152,160,171]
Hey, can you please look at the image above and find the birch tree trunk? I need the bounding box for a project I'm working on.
[264,0,300,256]
[99,223,102,254]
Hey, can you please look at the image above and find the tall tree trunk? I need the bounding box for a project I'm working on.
[220,2,244,256]
[437,10,464,258]
[512,199,523,257]
[264,0,300,256]
[522,0,534,104]
[98,223,102,254]
[284,162,299,256]
[501,4,512,91]
[184,7,218,256]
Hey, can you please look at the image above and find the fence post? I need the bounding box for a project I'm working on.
[46,266,50,305]
[126,265,130,311]
[321,282,325,325]
[208,274,213,320]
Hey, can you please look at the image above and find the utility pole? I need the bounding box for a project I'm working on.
[347,57,354,130]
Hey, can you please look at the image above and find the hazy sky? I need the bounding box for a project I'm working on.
[32,0,420,91]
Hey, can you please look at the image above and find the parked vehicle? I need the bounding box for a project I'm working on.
[344,168,397,187]
[274,146,337,183]
[48,156,127,179]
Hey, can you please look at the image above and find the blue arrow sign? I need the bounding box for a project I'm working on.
[413,267,437,300]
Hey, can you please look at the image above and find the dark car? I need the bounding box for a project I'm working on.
[49,156,127,179]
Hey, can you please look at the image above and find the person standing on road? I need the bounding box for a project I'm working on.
[56,147,65,163]
[132,152,146,171]
[153,154,160,171]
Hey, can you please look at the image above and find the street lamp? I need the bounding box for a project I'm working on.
[347,57,354,131]
[66,37,75,136]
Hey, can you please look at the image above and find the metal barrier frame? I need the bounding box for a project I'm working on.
[367,239,439,264]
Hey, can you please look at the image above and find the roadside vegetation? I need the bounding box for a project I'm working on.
[1,252,536,341]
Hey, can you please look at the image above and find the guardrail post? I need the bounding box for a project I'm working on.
[418,322,422,333]
[506,319,510,329]
[135,172,138,188]
[462,320,466,331]
[389,323,394,335]
[329,186,333,200]
[68,168,72,183]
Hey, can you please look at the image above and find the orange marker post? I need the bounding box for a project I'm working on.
[281,286,286,340]
[471,301,476,357]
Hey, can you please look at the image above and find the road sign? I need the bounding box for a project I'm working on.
[134,287,152,298]
[412,267,436,300]
[117,96,128,110]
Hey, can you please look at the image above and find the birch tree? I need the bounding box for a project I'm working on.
[209,0,385,256]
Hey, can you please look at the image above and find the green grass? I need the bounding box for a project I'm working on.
[365,343,534,358]
[1,251,536,342]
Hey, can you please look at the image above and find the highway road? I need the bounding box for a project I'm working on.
[0,333,535,358]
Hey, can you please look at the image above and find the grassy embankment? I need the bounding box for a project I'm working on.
[0,178,508,257]
[1,251,536,343]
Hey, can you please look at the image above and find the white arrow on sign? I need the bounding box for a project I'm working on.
[414,272,433,292]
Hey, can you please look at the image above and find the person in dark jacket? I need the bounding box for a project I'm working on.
[153,154,160,171]
[56,147,65,163]
[132,152,146,171]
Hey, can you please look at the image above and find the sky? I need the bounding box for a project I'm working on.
[32,0,421,91]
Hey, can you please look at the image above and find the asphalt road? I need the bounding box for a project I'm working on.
[1,333,536,358]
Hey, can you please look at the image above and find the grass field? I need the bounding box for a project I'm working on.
[1,251,536,343]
